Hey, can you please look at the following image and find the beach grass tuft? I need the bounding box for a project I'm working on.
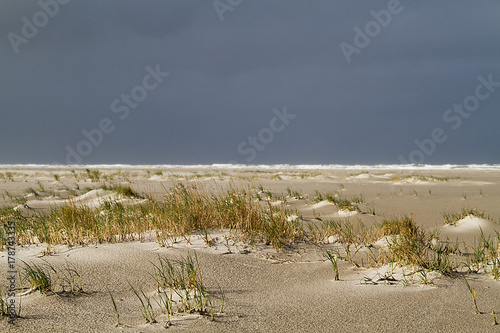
[314,192,364,211]
[149,253,216,320]
[442,208,488,225]
[391,175,459,183]
[21,261,53,294]
[20,260,83,295]
[324,250,339,281]
[1,182,303,251]
[100,184,141,198]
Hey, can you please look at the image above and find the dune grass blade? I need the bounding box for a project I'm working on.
[129,282,156,323]
[107,287,120,327]
[324,250,339,281]
[463,277,480,314]
[21,261,52,294]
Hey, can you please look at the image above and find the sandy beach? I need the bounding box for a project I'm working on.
[1,165,500,332]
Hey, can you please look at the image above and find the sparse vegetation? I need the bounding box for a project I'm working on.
[314,192,364,211]
[1,171,498,327]
[130,283,157,323]
[442,208,488,225]
[319,215,495,279]
[20,260,83,295]
[0,172,14,181]
[100,184,141,198]
[85,169,101,181]
[324,250,339,281]
[463,277,481,314]
[36,181,45,192]
[21,261,53,294]
[1,182,303,251]
[391,175,460,183]
[286,187,303,199]
[107,287,121,327]
[26,188,37,196]
[150,253,215,319]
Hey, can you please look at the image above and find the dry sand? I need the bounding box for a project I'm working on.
[1,166,500,332]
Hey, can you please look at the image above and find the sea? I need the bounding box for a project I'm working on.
[1,164,500,171]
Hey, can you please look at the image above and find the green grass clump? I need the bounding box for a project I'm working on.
[442,208,487,225]
[380,216,457,275]
[286,188,303,199]
[151,253,215,319]
[100,184,141,198]
[323,219,380,247]
[51,262,83,294]
[1,182,302,251]
[324,250,339,281]
[85,169,101,181]
[20,261,83,295]
[381,215,419,237]
[21,261,53,294]
[463,230,500,277]
[314,192,364,211]
[0,172,14,181]
[26,188,38,196]
[381,216,429,268]
[391,175,459,183]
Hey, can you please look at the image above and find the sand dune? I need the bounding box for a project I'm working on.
[1,166,500,332]
[443,216,495,233]
[14,189,146,211]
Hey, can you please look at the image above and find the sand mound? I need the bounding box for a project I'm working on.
[347,173,372,180]
[443,215,494,233]
[148,175,165,181]
[334,209,358,217]
[16,189,146,210]
[309,200,335,209]
[392,176,430,185]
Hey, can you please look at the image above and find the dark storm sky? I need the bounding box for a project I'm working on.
[1,0,499,165]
